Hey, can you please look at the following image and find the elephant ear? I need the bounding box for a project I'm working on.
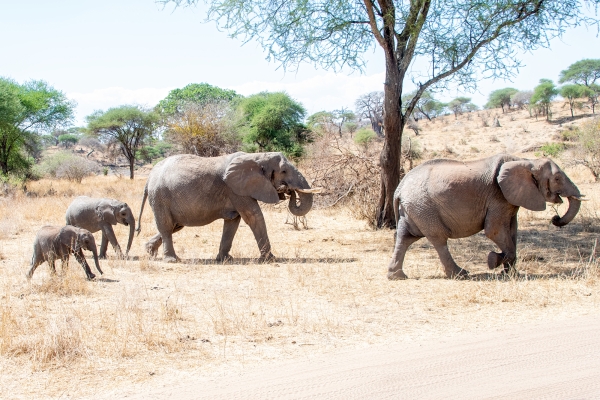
[96,203,117,225]
[497,160,546,211]
[224,154,279,204]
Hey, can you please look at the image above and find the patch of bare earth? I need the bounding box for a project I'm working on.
[0,104,599,399]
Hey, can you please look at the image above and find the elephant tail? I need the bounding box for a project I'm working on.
[393,194,401,228]
[136,183,148,236]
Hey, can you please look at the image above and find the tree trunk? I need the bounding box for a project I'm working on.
[376,59,404,229]
[129,157,135,179]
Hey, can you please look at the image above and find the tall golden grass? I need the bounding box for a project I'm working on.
[0,105,599,398]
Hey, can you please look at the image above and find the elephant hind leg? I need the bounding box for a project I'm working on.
[387,219,422,280]
[429,237,469,279]
[485,215,517,273]
[217,216,241,261]
[145,233,163,257]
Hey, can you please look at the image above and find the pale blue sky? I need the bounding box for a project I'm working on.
[1,0,599,125]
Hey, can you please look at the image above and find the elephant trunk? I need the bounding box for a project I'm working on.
[287,171,315,217]
[126,218,135,255]
[91,246,103,275]
[551,196,582,227]
[288,190,314,217]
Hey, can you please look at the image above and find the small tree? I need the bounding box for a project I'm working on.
[87,105,159,179]
[354,128,377,151]
[486,88,519,112]
[235,92,309,158]
[511,90,533,110]
[448,97,476,120]
[559,59,600,87]
[531,79,558,121]
[307,111,336,136]
[402,90,446,121]
[355,92,384,137]
[0,78,75,175]
[560,84,588,118]
[163,100,238,156]
[56,157,99,183]
[58,133,79,148]
[156,83,239,116]
[575,117,600,180]
[331,108,356,138]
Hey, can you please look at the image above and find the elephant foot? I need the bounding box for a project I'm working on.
[163,255,179,263]
[86,272,96,281]
[98,254,107,260]
[487,252,504,269]
[501,265,519,279]
[145,242,159,257]
[216,253,233,263]
[259,253,276,263]
[448,268,469,280]
[388,270,409,280]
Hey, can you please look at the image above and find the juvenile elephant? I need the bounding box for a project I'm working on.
[388,154,584,280]
[28,225,103,280]
[137,152,319,262]
[66,196,135,258]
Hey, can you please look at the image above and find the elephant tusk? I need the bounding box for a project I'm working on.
[296,188,323,194]
[572,195,588,201]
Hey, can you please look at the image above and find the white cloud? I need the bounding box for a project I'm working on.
[68,87,173,125]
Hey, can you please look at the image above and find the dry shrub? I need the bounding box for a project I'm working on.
[302,135,380,227]
[33,267,92,297]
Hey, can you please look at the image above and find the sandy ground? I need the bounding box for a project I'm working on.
[98,313,600,399]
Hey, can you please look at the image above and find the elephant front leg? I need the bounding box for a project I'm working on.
[73,250,95,280]
[238,204,273,261]
[102,227,122,258]
[387,221,422,280]
[430,237,469,279]
[217,216,241,262]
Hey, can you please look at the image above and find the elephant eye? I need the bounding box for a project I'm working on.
[282,170,287,174]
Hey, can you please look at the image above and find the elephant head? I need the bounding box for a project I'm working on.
[96,200,135,255]
[498,158,583,227]
[223,152,319,216]
[74,230,103,276]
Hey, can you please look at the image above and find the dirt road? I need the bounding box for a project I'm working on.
[121,314,600,399]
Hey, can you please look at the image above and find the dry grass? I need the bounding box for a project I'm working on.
[0,105,599,398]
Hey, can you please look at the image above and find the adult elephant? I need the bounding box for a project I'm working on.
[388,154,584,280]
[66,196,135,259]
[137,152,319,262]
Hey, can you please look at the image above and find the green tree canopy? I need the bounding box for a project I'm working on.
[448,97,476,119]
[156,83,239,116]
[559,59,600,87]
[235,92,308,158]
[560,84,590,117]
[486,88,519,112]
[87,105,159,179]
[0,77,75,175]
[402,90,446,121]
[531,79,558,120]
[163,0,600,228]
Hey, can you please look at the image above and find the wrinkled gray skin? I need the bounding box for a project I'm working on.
[388,154,583,280]
[28,225,103,280]
[66,196,135,259]
[137,152,315,263]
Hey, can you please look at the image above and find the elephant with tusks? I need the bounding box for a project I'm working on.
[387,154,584,280]
[137,152,320,262]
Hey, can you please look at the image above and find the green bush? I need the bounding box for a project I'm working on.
[354,129,377,147]
[34,152,99,182]
[539,143,565,158]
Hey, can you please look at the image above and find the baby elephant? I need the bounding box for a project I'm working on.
[28,225,103,280]
[66,196,135,259]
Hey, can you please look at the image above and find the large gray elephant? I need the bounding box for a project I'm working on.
[28,225,103,280]
[137,152,319,262]
[388,154,584,280]
[65,196,135,259]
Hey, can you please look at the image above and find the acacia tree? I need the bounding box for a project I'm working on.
[559,59,600,113]
[531,79,558,120]
[87,105,159,179]
[486,88,519,112]
[560,84,589,117]
[0,78,75,175]
[355,91,384,136]
[448,97,477,119]
[164,0,600,228]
